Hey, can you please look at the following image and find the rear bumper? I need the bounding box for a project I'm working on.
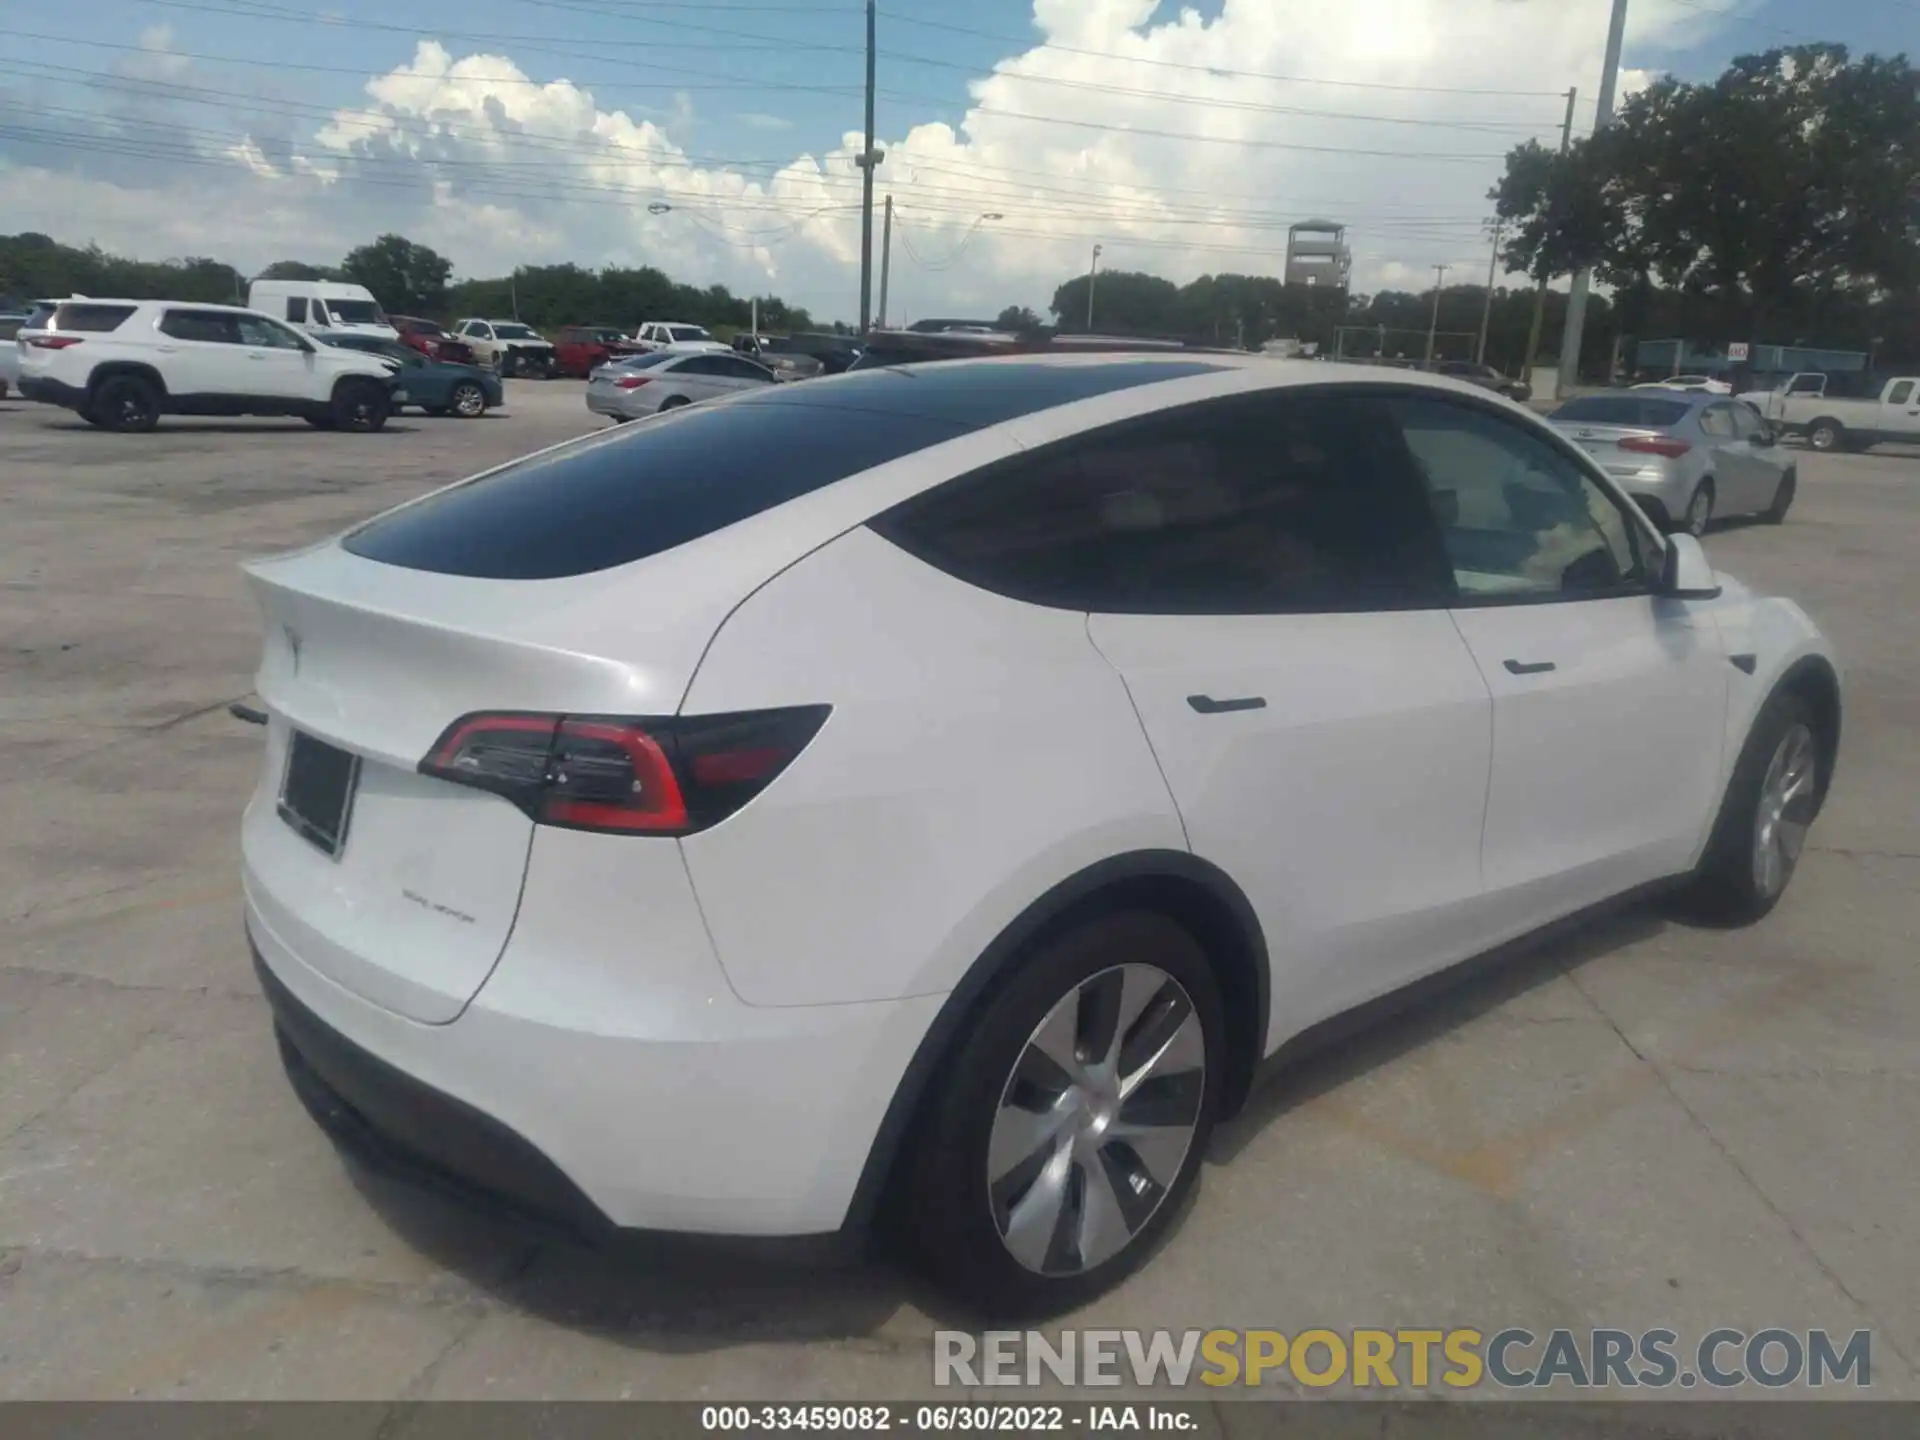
[19,376,85,408]
[245,831,944,1239]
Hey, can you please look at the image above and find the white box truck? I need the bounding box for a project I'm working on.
[249,280,398,342]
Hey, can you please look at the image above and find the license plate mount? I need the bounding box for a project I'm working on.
[278,731,361,859]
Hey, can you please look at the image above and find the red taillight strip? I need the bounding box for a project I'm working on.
[27,335,84,350]
[1618,435,1692,457]
[425,713,557,769]
[544,720,687,832]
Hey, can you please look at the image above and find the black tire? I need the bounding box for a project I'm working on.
[330,379,389,433]
[1681,690,1822,925]
[903,911,1225,1319]
[658,394,690,411]
[1762,468,1796,524]
[449,381,487,418]
[92,374,161,433]
[1806,418,1845,453]
[1682,479,1715,537]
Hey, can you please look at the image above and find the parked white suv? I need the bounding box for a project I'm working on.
[244,356,1840,1316]
[17,299,400,433]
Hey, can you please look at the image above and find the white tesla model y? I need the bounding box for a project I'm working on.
[241,355,1840,1315]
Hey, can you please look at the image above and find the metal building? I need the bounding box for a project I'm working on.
[1285,220,1351,289]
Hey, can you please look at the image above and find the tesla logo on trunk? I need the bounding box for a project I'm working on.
[284,627,303,675]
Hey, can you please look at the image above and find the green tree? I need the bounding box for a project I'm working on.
[1051,270,1183,334]
[994,304,1042,331]
[257,260,343,282]
[1495,45,1920,337]
[341,234,453,315]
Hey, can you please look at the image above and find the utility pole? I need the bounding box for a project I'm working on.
[855,0,880,334]
[1425,264,1449,364]
[1558,0,1629,396]
[1524,86,1578,387]
[1086,244,1103,330]
[1477,218,1503,366]
[876,195,894,329]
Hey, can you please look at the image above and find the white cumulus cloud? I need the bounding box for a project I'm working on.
[0,0,1729,321]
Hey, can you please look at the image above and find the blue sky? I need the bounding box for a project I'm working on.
[1,0,1910,320]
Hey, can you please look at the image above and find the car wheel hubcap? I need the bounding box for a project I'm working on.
[1813,429,1835,450]
[1687,490,1712,535]
[455,386,483,415]
[1752,722,1816,900]
[988,963,1206,1277]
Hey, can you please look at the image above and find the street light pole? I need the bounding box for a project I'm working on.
[1477,218,1503,366]
[1558,0,1630,397]
[877,195,894,329]
[1426,264,1449,364]
[856,0,879,335]
[1524,87,1578,386]
[1086,244,1102,330]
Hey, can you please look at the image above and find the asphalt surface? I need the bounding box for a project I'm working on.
[1,380,1916,1404]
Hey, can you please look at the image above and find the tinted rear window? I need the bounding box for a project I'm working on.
[344,402,972,579]
[52,303,138,333]
[345,358,1229,579]
[1551,396,1692,427]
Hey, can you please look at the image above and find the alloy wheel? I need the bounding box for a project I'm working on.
[1752,722,1816,900]
[1686,486,1713,536]
[987,963,1206,1277]
[453,383,485,417]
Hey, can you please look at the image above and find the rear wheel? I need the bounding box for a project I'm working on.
[92,375,161,433]
[1762,469,1796,524]
[1683,692,1821,924]
[904,911,1223,1317]
[450,381,487,418]
[331,379,389,433]
[1683,479,1715,537]
[658,394,690,411]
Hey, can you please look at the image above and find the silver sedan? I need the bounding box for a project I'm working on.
[586,348,778,422]
[1547,388,1797,535]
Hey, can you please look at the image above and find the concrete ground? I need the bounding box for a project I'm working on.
[0,381,1915,1403]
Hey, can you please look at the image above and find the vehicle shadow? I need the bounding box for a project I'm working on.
[39,420,421,435]
[334,896,1676,1350]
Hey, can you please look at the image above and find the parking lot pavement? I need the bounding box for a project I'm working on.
[1,386,1916,1402]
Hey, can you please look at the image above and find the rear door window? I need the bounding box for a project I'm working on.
[873,391,1455,614]
[159,310,243,345]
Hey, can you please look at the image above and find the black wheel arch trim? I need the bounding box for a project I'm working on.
[86,362,169,399]
[1771,653,1842,812]
[838,847,1270,1236]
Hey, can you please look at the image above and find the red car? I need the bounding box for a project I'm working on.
[553,325,645,379]
[390,315,477,366]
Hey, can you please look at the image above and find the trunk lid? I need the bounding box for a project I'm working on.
[1552,421,1679,476]
[239,535,762,1023]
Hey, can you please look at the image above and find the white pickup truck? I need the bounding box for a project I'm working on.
[1744,372,1920,453]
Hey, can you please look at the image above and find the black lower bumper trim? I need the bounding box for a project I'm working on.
[19,377,86,408]
[255,946,613,1242]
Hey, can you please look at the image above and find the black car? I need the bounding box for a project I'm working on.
[319,336,504,417]
[1431,359,1533,403]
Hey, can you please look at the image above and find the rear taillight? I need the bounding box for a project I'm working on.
[419,707,830,835]
[614,375,651,390]
[1619,435,1692,457]
[28,335,83,350]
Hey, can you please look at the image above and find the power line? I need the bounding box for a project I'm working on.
[877,8,1577,97]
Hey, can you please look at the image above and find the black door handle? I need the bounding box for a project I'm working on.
[1503,659,1557,675]
[1188,694,1267,714]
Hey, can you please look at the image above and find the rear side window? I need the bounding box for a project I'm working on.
[872,392,1454,614]
[344,401,973,579]
[286,297,309,323]
[50,303,138,333]
[1551,396,1691,427]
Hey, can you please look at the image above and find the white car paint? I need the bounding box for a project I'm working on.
[240,356,1839,1290]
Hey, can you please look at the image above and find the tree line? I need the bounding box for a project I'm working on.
[0,231,821,335]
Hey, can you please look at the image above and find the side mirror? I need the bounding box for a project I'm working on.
[1658,533,1721,600]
